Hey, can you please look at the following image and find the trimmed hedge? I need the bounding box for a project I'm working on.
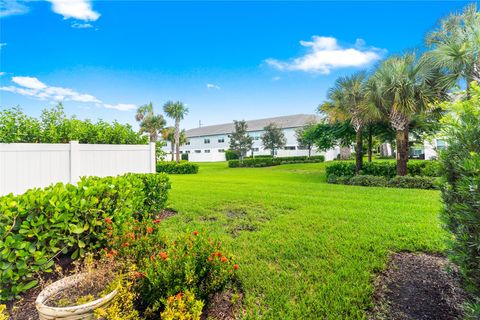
[156,162,199,174]
[326,160,441,179]
[328,174,437,189]
[228,155,325,168]
[225,150,239,160]
[0,173,170,301]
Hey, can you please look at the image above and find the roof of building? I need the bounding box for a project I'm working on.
[185,114,320,138]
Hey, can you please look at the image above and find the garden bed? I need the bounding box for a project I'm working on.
[370,252,466,320]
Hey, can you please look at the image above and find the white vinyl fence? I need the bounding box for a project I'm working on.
[0,141,156,196]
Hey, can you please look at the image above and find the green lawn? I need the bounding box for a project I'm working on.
[159,162,447,319]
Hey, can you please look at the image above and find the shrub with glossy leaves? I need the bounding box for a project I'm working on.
[0,173,170,301]
[388,176,437,189]
[228,155,324,168]
[156,162,199,174]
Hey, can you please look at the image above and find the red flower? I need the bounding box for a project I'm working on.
[233,264,239,270]
[221,256,228,263]
[152,219,161,224]
[129,233,135,240]
[176,293,183,300]
[150,254,156,261]
[123,242,129,247]
[216,251,222,257]
[133,271,145,279]
[146,227,153,234]
[159,251,168,260]
[105,217,112,224]
[208,257,213,261]
[193,231,199,236]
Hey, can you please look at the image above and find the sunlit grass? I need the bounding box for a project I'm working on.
[160,162,446,319]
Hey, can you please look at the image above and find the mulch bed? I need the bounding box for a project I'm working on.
[202,286,243,320]
[369,252,467,320]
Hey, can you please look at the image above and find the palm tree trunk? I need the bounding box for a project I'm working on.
[308,145,311,158]
[174,120,180,163]
[170,141,174,161]
[340,146,351,160]
[367,125,373,163]
[396,128,409,176]
[355,128,363,175]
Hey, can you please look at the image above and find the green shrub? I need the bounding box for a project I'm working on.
[440,83,480,299]
[387,176,437,189]
[349,175,388,187]
[0,173,170,301]
[156,162,199,174]
[181,153,189,161]
[225,150,239,161]
[228,155,325,168]
[326,160,440,179]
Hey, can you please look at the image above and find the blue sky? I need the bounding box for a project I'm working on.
[0,0,473,130]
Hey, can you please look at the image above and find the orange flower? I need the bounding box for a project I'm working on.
[123,242,129,247]
[176,292,183,300]
[146,227,153,234]
[208,257,213,261]
[221,256,228,263]
[233,264,239,270]
[193,231,199,236]
[129,233,135,240]
[150,254,156,261]
[105,217,112,224]
[153,219,161,224]
[216,251,222,257]
[133,271,145,279]
[159,251,168,260]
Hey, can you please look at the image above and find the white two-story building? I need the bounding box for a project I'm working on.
[167,114,337,162]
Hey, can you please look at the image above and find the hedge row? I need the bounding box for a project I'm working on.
[328,174,438,189]
[325,160,441,178]
[228,155,325,168]
[0,173,170,301]
[156,162,199,174]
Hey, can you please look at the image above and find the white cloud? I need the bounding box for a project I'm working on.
[265,36,384,74]
[71,22,93,29]
[206,83,220,90]
[0,0,29,18]
[104,103,137,111]
[47,0,100,21]
[1,76,136,111]
[272,76,281,81]
[0,72,5,76]
[12,76,47,89]
[0,43,7,49]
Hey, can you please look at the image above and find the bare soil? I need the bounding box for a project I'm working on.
[370,252,467,320]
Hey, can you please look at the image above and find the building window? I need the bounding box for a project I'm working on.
[218,149,225,153]
[284,146,296,150]
[204,149,211,153]
[218,138,225,143]
[186,141,190,145]
[204,138,210,144]
[253,148,259,152]
[195,150,201,153]
[436,139,447,151]
[186,150,190,154]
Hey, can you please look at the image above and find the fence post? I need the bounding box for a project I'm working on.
[150,142,156,173]
[70,141,80,184]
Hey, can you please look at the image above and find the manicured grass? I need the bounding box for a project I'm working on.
[160,162,446,319]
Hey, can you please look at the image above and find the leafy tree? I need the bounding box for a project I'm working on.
[163,101,188,163]
[295,125,316,157]
[426,3,480,93]
[261,123,286,157]
[135,102,166,143]
[0,107,41,143]
[161,127,187,161]
[228,120,253,160]
[367,52,449,175]
[309,121,355,159]
[439,83,480,316]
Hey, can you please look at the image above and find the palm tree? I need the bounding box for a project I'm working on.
[161,127,187,161]
[135,102,166,142]
[367,53,449,175]
[325,72,373,174]
[163,101,188,163]
[426,3,480,93]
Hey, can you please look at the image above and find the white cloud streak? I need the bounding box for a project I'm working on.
[71,22,93,29]
[1,76,136,111]
[47,0,100,21]
[0,0,29,18]
[266,36,384,74]
[206,83,220,90]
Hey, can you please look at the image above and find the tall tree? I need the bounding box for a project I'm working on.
[163,101,189,163]
[135,102,166,143]
[161,127,187,161]
[261,123,287,157]
[326,72,371,174]
[426,3,480,93]
[367,53,448,175]
[228,120,254,161]
[295,124,316,157]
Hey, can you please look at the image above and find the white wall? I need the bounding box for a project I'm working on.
[0,141,156,196]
